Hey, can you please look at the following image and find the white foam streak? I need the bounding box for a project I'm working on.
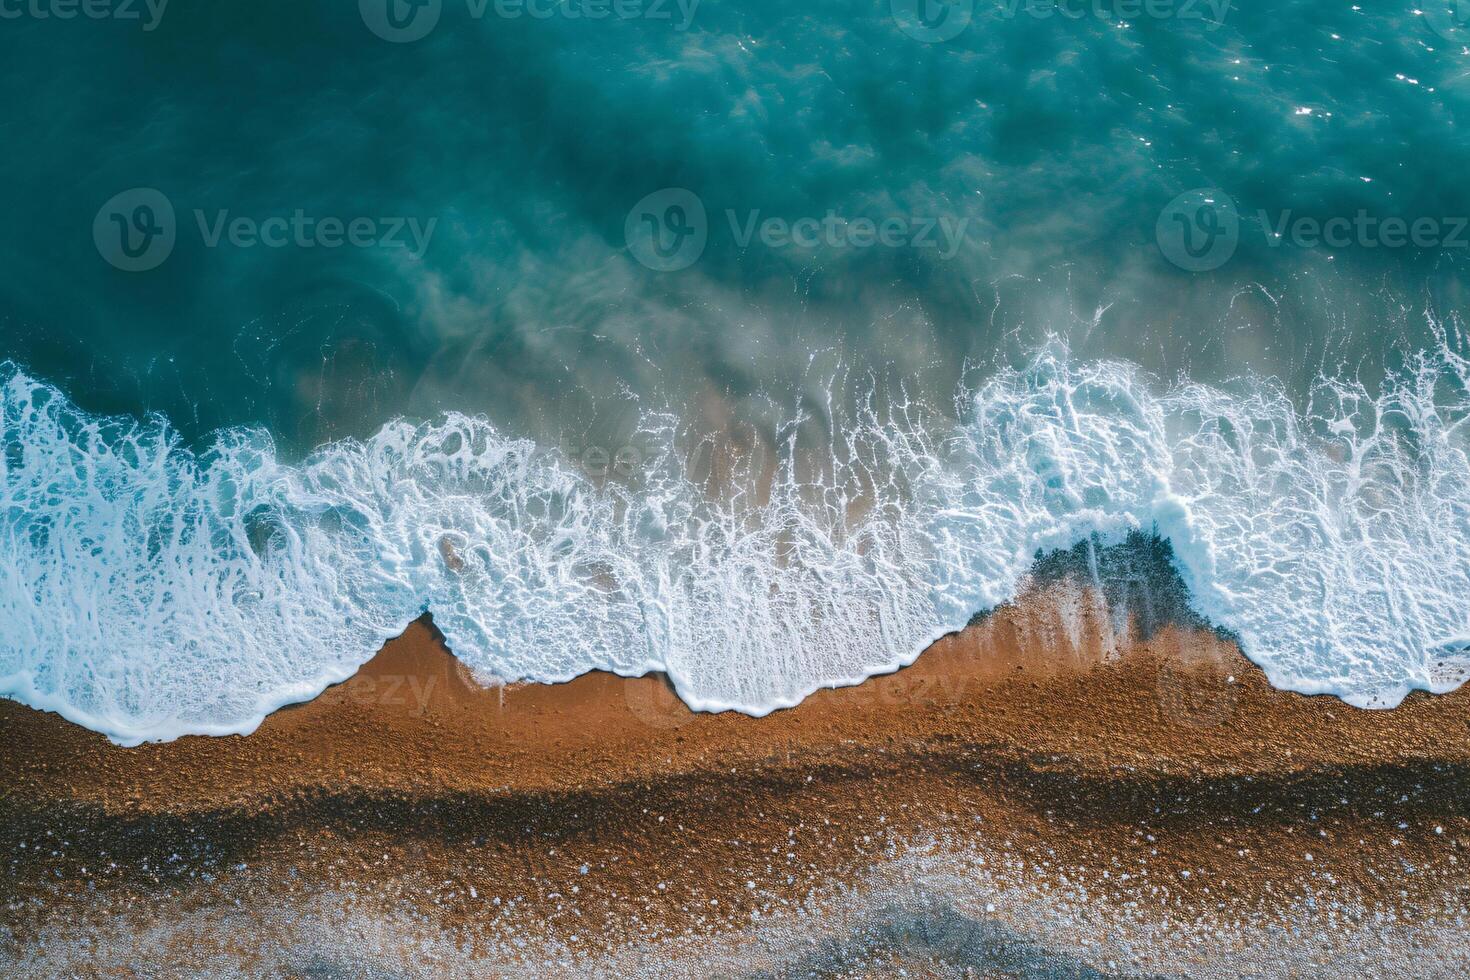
[2,339,1467,743]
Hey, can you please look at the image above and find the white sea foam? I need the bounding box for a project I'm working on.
[1,335,1468,743]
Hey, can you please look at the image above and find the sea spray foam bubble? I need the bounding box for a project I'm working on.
[1,335,1468,743]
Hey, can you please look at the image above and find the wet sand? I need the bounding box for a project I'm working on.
[4,543,1470,976]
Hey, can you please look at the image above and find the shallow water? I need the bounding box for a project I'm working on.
[1,2,1469,740]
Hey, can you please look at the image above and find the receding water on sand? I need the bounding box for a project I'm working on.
[4,333,1469,742]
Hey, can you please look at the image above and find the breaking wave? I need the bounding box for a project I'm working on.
[2,335,1468,743]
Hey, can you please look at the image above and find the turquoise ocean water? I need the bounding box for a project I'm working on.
[1,0,1468,741]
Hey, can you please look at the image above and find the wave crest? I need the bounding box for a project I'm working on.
[2,337,1467,743]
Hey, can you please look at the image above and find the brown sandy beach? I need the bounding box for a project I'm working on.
[4,549,1470,976]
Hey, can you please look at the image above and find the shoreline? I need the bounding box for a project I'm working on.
[6,555,1470,975]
